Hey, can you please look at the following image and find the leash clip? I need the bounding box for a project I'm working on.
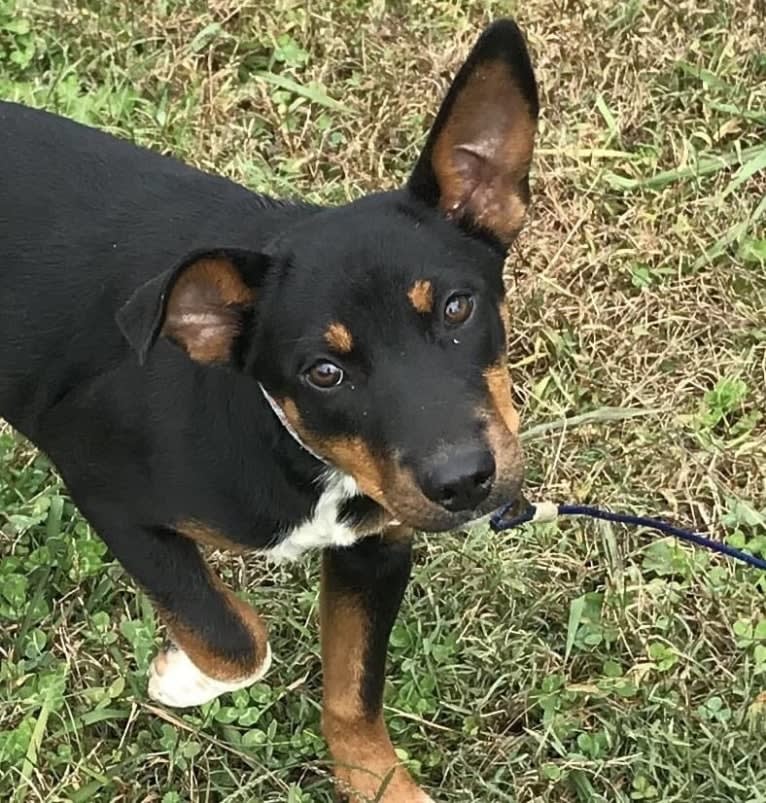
[531,500,559,523]
[490,494,537,531]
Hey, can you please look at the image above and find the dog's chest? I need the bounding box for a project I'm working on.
[266,471,362,562]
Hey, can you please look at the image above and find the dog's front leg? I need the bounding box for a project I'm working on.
[79,510,271,708]
[320,533,433,802]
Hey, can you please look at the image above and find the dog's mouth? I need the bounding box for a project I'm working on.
[329,450,523,534]
[374,414,525,533]
[367,434,524,533]
[332,445,525,532]
[379,472,524,533]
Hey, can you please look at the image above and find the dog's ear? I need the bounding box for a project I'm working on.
[408,19,539,246]
[116,249,266,366]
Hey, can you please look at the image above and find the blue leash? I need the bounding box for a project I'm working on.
[490,498,766,572]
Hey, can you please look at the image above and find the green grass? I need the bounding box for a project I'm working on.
[2,0,766,800]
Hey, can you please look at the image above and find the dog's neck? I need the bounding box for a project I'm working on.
[258,383,328,464]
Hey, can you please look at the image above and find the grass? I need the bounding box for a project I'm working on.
[1,0,766,800]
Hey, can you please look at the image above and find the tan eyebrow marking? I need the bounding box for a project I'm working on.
[408,280,433,314]
[324,321,354,353]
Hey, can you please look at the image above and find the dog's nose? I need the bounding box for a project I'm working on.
[419,448,496,512]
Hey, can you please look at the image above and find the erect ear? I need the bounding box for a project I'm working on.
[408,19,539,246]
[116,249,266,366]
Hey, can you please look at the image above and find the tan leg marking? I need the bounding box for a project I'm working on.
[321,564,430,802]
[176,519,247,554]
[158,561,269,683]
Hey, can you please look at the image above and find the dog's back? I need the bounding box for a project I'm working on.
[0,102,285,433]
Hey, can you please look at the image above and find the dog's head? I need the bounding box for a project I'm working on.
[119,19,538,532]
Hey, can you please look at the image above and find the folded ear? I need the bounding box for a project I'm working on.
[116,249,266,366]
[408,19,539,246]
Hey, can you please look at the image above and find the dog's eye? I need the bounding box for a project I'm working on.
[444,293,474,326]
[306,361,344,389]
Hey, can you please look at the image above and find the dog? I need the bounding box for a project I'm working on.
[0,18,537,801]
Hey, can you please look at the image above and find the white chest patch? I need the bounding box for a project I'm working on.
[265,471,363,562]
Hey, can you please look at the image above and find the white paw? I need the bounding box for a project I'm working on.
[147,642,272,708]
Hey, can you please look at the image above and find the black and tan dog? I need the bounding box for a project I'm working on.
[0,18,537,801]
